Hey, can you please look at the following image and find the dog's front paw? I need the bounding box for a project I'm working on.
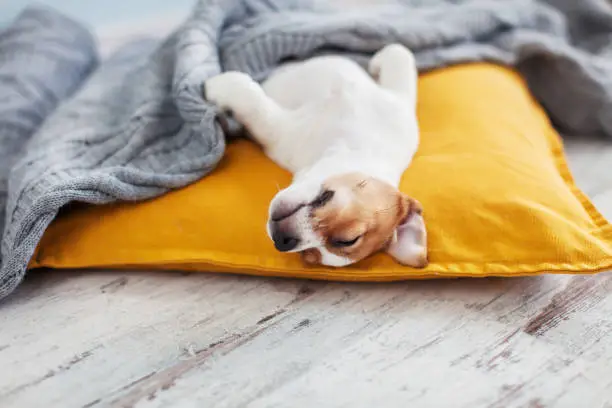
[203,71,255,112]
[369,43,415,78]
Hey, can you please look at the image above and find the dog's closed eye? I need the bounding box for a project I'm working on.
[329,235,362,248]
[311,190,334,208]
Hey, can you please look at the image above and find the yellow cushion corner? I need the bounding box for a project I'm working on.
[30,63,612,280]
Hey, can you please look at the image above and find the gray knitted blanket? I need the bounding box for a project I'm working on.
[1,0,612,300]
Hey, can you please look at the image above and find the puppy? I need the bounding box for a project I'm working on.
[205,43,427,268]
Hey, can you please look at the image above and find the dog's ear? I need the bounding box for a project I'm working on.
[386,195,428,268]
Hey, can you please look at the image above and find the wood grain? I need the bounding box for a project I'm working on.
[2,266,611,407]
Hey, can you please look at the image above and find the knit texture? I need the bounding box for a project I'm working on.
[1,0,612,300]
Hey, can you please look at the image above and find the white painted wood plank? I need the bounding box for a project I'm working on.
[79,274,612,408]
[564,139,612,218]
[0,270,322,408]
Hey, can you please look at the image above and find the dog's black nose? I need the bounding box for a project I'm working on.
[272,231,300,252]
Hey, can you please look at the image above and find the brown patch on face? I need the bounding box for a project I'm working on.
[301,248,322,265]
[309,172,421,264]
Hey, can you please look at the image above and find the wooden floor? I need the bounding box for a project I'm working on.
[0,138,611,408]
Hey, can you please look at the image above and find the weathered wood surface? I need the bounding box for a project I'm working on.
[0,140,610,408]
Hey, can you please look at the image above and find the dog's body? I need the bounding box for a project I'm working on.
[260,52,417,185]
[205,44,427,268]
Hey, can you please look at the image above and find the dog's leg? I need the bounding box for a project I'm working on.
[204,71,287,145]
[368,44,417,107]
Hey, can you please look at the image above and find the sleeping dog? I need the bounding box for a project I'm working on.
[204,43,427,268]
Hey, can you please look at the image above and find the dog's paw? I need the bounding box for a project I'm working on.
[203,71,255,111]
[369,43,416,78]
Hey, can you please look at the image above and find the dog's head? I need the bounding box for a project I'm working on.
[267,172,427,268]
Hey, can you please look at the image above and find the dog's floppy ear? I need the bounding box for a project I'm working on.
[386,195,428,268]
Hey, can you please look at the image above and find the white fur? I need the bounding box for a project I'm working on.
[205,44,421,266]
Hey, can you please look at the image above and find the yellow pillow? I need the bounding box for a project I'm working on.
[30,63,612,280]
